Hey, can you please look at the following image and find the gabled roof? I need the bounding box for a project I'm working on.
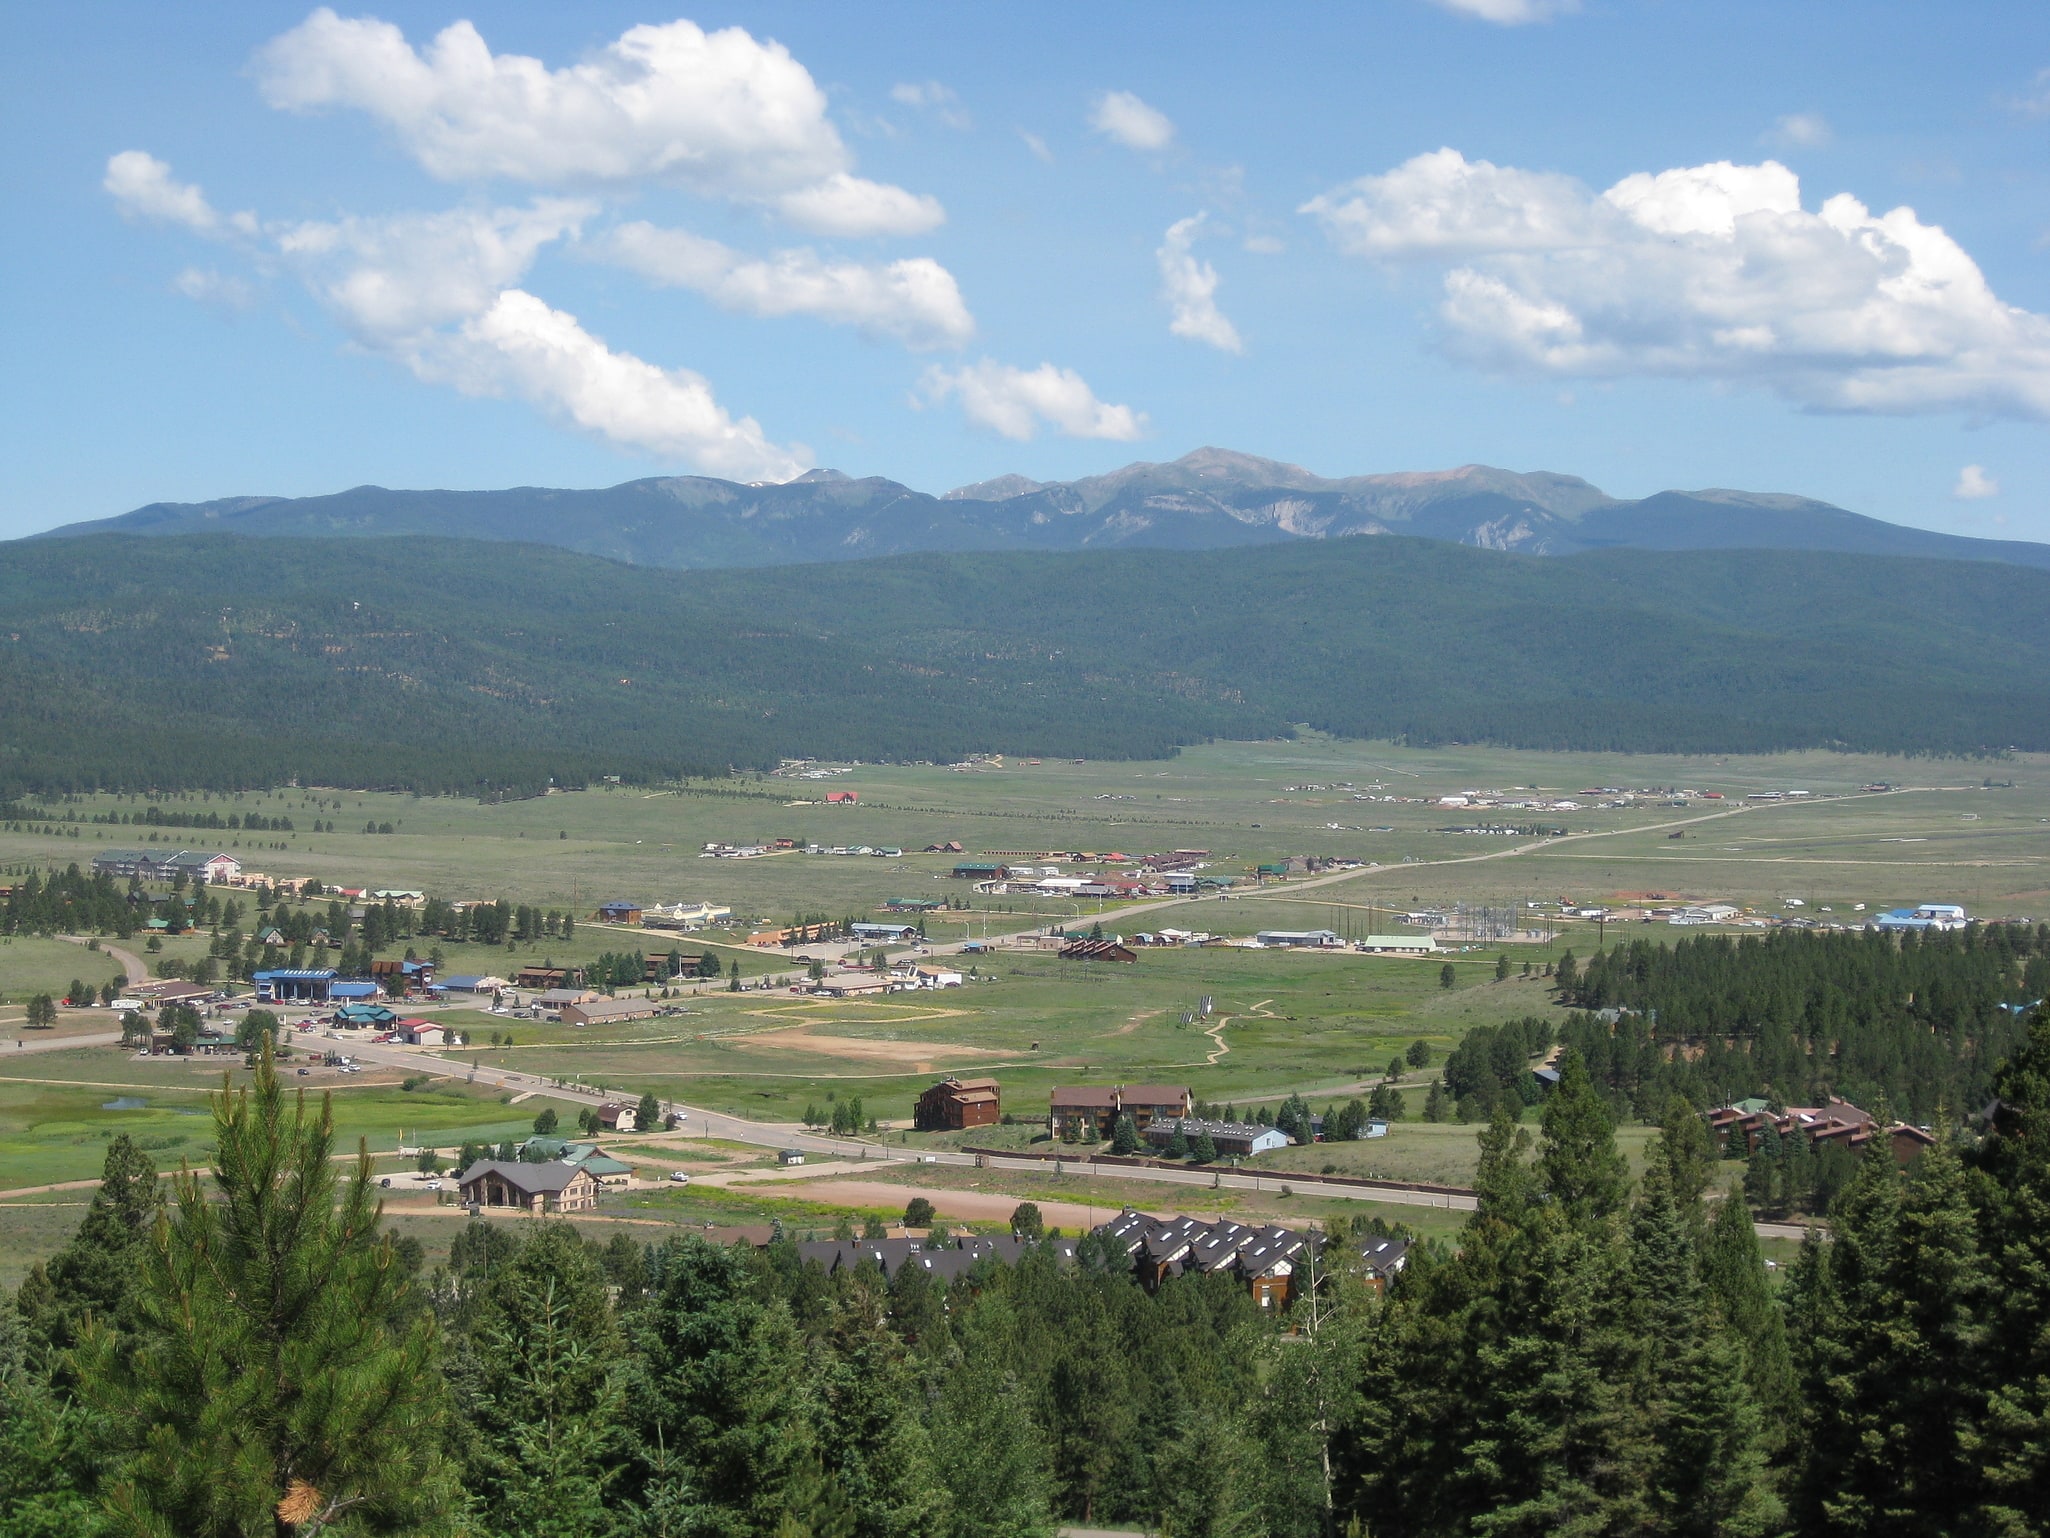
[457,1159,591,1195]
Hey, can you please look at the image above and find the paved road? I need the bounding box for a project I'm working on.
[60,935,149,986]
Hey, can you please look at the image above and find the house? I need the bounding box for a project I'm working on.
[640,952,709,981]
[439,974,508,996]
[597,901,644,925]
[596,1102,638,1133]
[1356,1236,1411,1291]
[849,921,919,943]
[1164,872,1198,893]
[1059,939,1137,963]
[515,965,586,989]
[813,974,896,998]
[1143,1117,1290,1157]
[778,1148,806,1166]
[534,987,600,1012]
[458,1160,600,1214]
[1050,1084,1193,1138]
[884,898,945,913]
[521,1139,637,1188]
[1709,1095,1936,1164]
[911,965,963,989]
[826,790,859,804]
[1358,934,1439,955]
[252,968,338,1004]
[1096,1210,1314,1309]
[915,1077,1001,1131]
[1256,929,1343,948]
[561,996,663,1027]
[370,958,434,990]
[395,1019,446,1047]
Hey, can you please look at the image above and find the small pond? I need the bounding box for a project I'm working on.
[101,1097,146,1110]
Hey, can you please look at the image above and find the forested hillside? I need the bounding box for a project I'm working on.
[2,531,2047,796]
[9,1025,2050,1534]
[1557,925,2050,1122]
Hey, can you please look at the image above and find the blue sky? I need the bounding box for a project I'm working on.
[4,1,2048,540]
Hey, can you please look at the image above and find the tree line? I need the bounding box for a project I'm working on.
[1557,924,2050,1122]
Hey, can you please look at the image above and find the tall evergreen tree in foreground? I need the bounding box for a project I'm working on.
[17,1133,160,1356]
[76,1041,456,1536]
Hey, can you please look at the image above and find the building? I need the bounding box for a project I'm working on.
[333,1002,398,1028]
[252,968,338,1004]
[849,922,919,943]
[1870,902,1970,932]
[561,996,664,1027]
[598,901,644,924]
[1049,1083,1193,1139]
[438,974,508,996]
[520,1139,636,1189]
[458,1160,600,1214]
[534,987,600,1012]
[1709,1096,1938,1163]
[394,1019,446,1046]
[813,974,896,998]
[952,862,1011,881]
[641,902,733,931]
[1059,939,1137,963]
[1256,929,1342,948]
[910,965,963,988]
[515,965,586,989]
[1357,934,1438,955]
[93,848,242,885]
[1143,1117,1290,1157]
[596,1102,638,1133]
[826,790,858,804]
[915,1076,1001,1131]
[1098,1211,1310,1310]
[779,1148,806,1166]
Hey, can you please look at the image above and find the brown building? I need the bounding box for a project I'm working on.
[916,1076,1002,1131]
[1049,1083,1193,1139]
[515,964,587,990]
[458,1160,600,1214]
[1708,1095,1937,1164]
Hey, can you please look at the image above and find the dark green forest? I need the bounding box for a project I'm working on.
[2,531,2047,796]
[7,1026,2050,1536]
[1555,925,2050,1122]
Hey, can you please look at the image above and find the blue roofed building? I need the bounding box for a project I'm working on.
[252,968,338,1003]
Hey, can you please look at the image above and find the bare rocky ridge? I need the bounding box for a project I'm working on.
[33,447,2050,573]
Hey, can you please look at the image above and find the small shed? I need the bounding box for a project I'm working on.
[778,1148,806,1166]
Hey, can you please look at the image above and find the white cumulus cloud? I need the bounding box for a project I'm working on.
[1430,0,1580,24]
[104,151,255,236]
[254,10,941,234]
[170,267,258,312]
[1302,147,2050,420]
[918,359,1146,441]
[416,290,807,480]
[276,200,594,342]
[1156,214,1243,354]
[1953,464,1999,499]
[600,222,973,349]
[1089,90,1175,152]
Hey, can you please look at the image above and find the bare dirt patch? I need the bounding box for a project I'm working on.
[739,1028,1006,1071]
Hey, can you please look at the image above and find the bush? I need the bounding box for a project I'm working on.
[903,1197,937,1228]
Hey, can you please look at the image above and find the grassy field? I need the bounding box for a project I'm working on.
[4,741,2042,947]
[2,737,2037,1288]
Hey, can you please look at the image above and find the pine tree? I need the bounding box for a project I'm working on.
[1155,1405,1264,1538]
[1537,1050,1629,1224]
[75,1040,456,1535]
[1791,1136,1987,1535]
[809,1273,947,1536]
[452,1222,625,1538]
[1699,1189,1796,1429]
[1966,1008,2050,1529]
[929,1298,1055,1538]
[18,1132,160,1354]
[1110,1113,1140,1155]
[636,1091,663,1133]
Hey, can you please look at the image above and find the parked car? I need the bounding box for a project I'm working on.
[668,1171,692,1184]
[425,1180,443,1192]
[296,1067,311,1076]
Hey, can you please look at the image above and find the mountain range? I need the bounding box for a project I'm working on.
[3,529,2046,798]
[36,447,2050,573]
